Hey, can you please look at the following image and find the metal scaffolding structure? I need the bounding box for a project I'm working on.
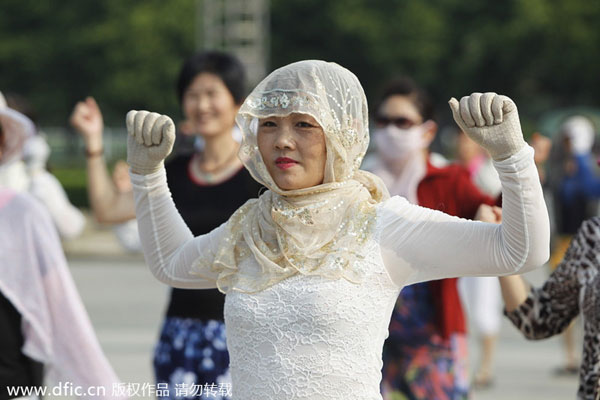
[197,0,270,85]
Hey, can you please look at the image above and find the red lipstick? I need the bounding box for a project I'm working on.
[275,157,298,169]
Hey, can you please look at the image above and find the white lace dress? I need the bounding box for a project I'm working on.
[224,239,398,399]
[131,146,549,399]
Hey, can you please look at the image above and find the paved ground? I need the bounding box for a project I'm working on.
[49,217,581,399]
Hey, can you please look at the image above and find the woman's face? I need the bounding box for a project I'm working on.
[257,113,327,190]
[182,72,239,138]
[375,94,436,151]
[376,95,423,129]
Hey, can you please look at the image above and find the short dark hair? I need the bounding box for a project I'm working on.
[176,51,247,105]
[377,77,435,122]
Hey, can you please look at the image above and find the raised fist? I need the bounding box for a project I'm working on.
[70,97,104,153]
[125,110,175,175]
[449,93,526,161]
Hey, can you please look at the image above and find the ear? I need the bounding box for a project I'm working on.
[422,120,438,147]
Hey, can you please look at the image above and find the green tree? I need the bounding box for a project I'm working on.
[0,0,195,125]
[270,0,600,127]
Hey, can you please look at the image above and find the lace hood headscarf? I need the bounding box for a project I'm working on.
[193,60,389,293]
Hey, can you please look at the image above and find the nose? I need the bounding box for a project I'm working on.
[274,126,295,150]
[197,94,211,112]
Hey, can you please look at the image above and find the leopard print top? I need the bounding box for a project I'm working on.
[505,217,600,400]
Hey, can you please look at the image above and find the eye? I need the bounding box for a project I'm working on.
[260,120,277,127]
[184,91,199,101]
[296,121,317,128]
[375,115,417,130]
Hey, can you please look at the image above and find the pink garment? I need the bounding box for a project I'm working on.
[465,154,486,178]
[0,188,14,208]
[0,188,125,399]
[465,154,502,197]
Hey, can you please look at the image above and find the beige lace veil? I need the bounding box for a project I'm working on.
[193,60,390,293]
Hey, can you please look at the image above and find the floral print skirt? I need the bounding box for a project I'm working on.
[382,282,469,400]
[154,317,232,399]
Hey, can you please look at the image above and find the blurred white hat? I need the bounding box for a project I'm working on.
[562,115,595,155]
[0,91,36,164]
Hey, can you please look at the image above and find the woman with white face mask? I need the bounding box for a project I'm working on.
[370,81,438,204]
[370,78,501,399]
[126,60,549,399]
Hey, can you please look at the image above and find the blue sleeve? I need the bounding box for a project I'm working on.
[560,154,600,204]
[575,154,600,197]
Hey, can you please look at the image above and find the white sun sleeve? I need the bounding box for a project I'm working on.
[28,171,86,240]
[377,145,550,287]
[130,167,224,289]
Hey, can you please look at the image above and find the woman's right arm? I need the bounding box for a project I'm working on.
[127,110,220,289]
[70,97,136,223]
[130,168,222,289]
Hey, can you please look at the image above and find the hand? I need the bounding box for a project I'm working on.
[126,110,175,175]
[474,204,502,224]
[449,93,526,161]
[70,97,104,152]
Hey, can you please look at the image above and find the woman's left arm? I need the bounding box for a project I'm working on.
[379,93,550,286]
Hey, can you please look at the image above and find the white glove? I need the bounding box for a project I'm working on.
[449,93,526,161]
[125,110,175,175]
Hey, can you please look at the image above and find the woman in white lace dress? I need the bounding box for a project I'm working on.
[126,60,550,400]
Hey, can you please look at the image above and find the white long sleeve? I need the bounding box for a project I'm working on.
[378,145,550,287]
[28,171,86,240]
[132,146,549,292]
[130,168,223,289]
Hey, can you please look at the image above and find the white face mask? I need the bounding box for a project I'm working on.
[373,122,432,162]
[371,121,434,204]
